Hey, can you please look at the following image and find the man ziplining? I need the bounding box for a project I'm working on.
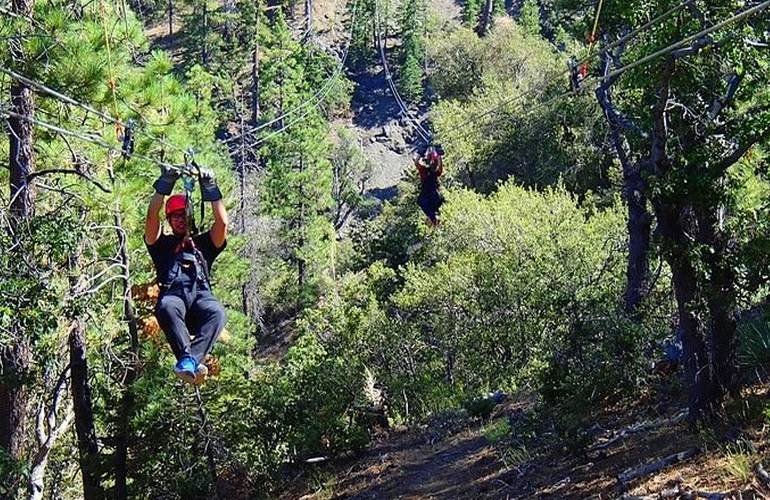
[144,166,228,385]
[414,145,445,227]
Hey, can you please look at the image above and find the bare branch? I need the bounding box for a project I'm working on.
[26,168,111,193]
[715,127,770,171]
[708,74,742,121]
[671,36,714,58]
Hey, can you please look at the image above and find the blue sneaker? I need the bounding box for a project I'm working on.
[174,356,196,384]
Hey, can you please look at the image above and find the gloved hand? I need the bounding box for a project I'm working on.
[199,168,222,202]
[153,166,180,195]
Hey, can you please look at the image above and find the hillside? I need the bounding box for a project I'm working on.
[2,0,770,499]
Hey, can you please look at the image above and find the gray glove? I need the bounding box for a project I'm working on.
[199,168,222,202]
[153,166,180,195]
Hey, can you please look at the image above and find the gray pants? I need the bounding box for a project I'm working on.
[154,279,226,363]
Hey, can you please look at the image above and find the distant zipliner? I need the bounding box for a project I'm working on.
[413,145,445,228]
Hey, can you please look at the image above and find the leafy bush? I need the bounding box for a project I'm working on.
[305,183,673,428]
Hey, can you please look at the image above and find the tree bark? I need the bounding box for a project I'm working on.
[69,318,105,499]
[114,214,139,500]
[596,58,651,317]
[650,57,714,422]
[168,0,173,36]
[28,369,73,500]
[304,0,313,41]
[1,0,35,488]
[477,0,494,37]
[664,227,712,422]
[623,160,652,315]
[697,205,738,403]
[202,1,209,66]
[297,157,306,302]
[8,4,35,219]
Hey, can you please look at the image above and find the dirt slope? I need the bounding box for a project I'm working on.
[286,382,770,499]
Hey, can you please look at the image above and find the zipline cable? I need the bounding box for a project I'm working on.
[0,66,189,158]
[446,0,695,136]
[239,0,360,149]
[443,0,770,140]
[224,0,360,144]
[1,107,187,172]
[374,0,431,143]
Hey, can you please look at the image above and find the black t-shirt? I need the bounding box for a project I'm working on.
[146,230,226,285]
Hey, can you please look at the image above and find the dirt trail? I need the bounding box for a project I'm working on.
[287,383,770,499]
[326,428,503,499]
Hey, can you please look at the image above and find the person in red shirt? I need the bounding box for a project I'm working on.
[414,146,445,227]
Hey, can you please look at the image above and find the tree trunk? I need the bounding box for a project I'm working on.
[477,0,494,37]
[297,157,306,303]
[649,57,713,423]
[168,0,173,36]
[664,233,712,421]
[8,11,35,218]
[0,340,31,469]
[1,0,35,488]
[251,31,261,127]
[28,369,73,500]
[69,318,105,499]
[114,215,139,500]
[202,1,209,66]
[304,0,313,40]
[623,161,652,315]
[596,50,651,317]
[697,204,738,404]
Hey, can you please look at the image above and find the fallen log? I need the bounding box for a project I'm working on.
[591,410,688,452]
[756,463,770,490]
[617,448,699,484]
[624,483,754,500]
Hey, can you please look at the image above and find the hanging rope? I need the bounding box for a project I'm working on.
[98,0,121,139]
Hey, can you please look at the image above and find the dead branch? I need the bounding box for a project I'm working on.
[617,448,699,484]
[756,463,770,490]
[590,409,687,452]
[26,168,111,193]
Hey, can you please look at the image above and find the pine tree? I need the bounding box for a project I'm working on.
[259,12,335,309]
[349,0,376,70]
[519,0,540,36]
[397,0,426,102]
[463,0,482,28]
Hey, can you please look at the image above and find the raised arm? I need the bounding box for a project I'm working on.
[146,167,180,245]
[210,199,228,249]
[145,193,165,245]
[413,156,427,180]
[200,169,227,249]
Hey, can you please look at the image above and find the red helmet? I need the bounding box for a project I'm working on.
[165,194,187,216]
